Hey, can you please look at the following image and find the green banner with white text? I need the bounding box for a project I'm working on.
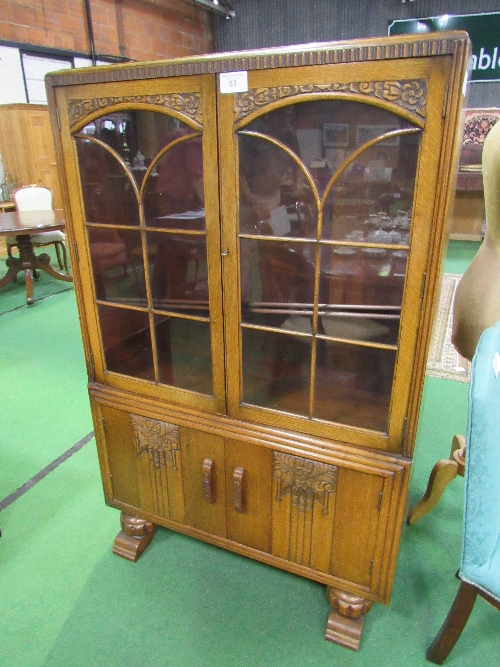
[389,12,500,82]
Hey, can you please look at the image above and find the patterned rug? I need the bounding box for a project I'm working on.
[426,273,471,383]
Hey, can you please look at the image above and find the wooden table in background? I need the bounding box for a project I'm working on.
[0,209,72,305]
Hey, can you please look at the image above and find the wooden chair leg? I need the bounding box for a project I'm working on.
[426,581,478,664]
[407,435,466,525]
[54,241,65,271]
[59,241,69,273]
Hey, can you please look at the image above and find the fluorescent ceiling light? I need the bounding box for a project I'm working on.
[192,0,235,18]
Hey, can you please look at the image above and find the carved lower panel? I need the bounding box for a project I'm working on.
[271,452,338,572]
[130,414,185,523]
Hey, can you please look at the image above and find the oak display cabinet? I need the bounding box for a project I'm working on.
[46,32,469,650]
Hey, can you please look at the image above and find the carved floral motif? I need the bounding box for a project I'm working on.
[130,414,180,470]
[235,80,427,122]
[68,93,202,127]
[272,451,338,515]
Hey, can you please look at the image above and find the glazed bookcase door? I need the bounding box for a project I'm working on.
[218,56,456,453]
[54,76,226,413]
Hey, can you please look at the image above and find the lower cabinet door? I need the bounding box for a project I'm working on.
[99,404,186,524]
[181,431,273,551]
[181,427,226,538]
[225,439,273,553]
[270,450,339,573]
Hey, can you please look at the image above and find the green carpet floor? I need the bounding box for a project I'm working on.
[1,240,497,667]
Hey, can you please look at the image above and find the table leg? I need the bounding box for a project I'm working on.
[35,252,73,282]
[0,235,73,305]
[24,269,34,304]
[16,235,40,304]
[0,262,22,290]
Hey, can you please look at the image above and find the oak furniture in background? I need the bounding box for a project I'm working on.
[0,104,63,209]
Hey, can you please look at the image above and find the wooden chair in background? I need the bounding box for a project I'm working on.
[408,119,500,663]
[426,320,500,664]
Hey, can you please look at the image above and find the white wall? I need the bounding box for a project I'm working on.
[0,46,27,104]
[0,48,108,187]
[0,48,110,107]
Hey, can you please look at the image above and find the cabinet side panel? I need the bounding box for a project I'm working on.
[225,439,272,553]
[330,468,384,587]
[181,426,227,537]
[99,404,141,508]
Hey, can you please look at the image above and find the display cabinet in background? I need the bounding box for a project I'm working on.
[449,108,500,240]
[46,32,469,650]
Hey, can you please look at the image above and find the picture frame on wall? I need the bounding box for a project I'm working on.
[356,125,400,146]
[323,123,350,147]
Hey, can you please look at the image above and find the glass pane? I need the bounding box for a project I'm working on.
[155,315,213,395]
[80,112,190,184]
[241,327,310,416]
[326,132,419,242]
[238,131,315,239]
[319,244,404,345]
[314,340,396,431]
[98,305,154,381]
[144,134,204,229]
[88,228,146,305]
[149,231,208,314]
[76,138,139,226]
[242,101,417,205]
[241,239,316,320]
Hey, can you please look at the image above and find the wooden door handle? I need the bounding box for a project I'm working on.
[233,466,246,512]
[202,457,215,503]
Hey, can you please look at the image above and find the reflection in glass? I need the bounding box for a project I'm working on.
[242,327,310,416]
[149,232,208,313]
[144,133,204,228]
[314,340,396,431]
[98,305,154,380]
[237,99,419,429]
[318,243,403,346]
[242,100,417,202]
[75,111,214,397]
[76,138,139,226]
[326,133,419,242]
[79,111,189,181]
[241,239,316,319]
[318,314,399,346]
[88,228,146,304]
[319,244,405,307]
[155,315,213,394]
[238,130,315,239]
